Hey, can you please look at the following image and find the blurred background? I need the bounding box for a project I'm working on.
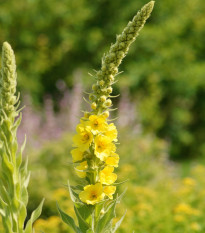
[1,0,205,232]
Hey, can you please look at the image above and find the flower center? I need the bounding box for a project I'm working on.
[83,133,89,141]
[90,192,97,200]
[93,120,99,127]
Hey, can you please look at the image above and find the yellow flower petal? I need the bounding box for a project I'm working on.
[104,123,118,142]
[71,148,84,162]
[94,135,116,161]
[100,166,117,185]
[73,124,93,151]
[105,153,119,167]
[89,115,108,134]
[75,161,88,178]
[104,186,116,199]
[79,183,105,205]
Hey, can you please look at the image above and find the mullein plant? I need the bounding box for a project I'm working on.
[0,42,44,233]
[57,1,154,233]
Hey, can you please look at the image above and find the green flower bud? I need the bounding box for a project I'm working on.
[103,111,110,118]
[100,95,107,102]
[89,94,95,101]
[104,99,112,107]
[84,112,90,118]
[99,80,105,86]
[92,84,97,91]
[91,102,97,110]
[107,87,113,94]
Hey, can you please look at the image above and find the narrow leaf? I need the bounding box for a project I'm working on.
[96,200,116,233]
[112,210,126,233]
[57,202,81,233]
[25,198,44,233]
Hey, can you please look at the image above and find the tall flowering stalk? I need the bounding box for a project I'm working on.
[58,1,154,232]
[0,42,44,233]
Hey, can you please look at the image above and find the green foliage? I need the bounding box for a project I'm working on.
[1,0,205,159]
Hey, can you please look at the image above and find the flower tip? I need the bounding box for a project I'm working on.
[2,41,12,51]
[146,1,155,10]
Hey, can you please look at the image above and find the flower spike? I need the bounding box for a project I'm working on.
[58,2,154,232]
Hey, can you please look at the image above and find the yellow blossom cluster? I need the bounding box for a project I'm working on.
[71,113,119,205]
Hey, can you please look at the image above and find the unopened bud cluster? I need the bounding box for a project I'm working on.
[0,42,18,120]
[89,1,155,114]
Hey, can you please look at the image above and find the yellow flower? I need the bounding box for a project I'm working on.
[104,186,116,199]
[174,203,200,216]
[105,153,119,167]
[100,166,117,185]
[190,222,201,231]
[75,161,88,178]
[182,177,196,187]
[71,148,84,162]
[94,135,116,161]
[73,124,93,151]
[89,114,108,134]
[104,123,118,142]
[79,183,105,205]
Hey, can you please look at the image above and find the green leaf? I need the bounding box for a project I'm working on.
[116,188,127,204]
[112,210,126,233]
[18,201,27,229]
[74,204,90,232]
[68,180,79,203]
[95,200,116,233]
[57,202,81,233]
[112,179,129,186]
[95,201,105,222]
[86,229,94,233]
[24,198,44,233]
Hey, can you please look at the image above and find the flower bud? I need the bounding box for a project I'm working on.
[109,63,115,69]
[91,102,97,110]
[107,87,112,94]
[84,112,90,118]
[100,96,107,102]
[99,80,105,86]
[92,84,97,91]
[112,67,118,74]
[97,71,103,78]
[89,94,95,101]
[102,65,107,72]
[104,99,112,107]
[117,51,124,59]
[103,111,109,118]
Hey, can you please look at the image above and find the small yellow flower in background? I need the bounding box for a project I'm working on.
[174,203,200,216]
[100,166,117,185]
[89,114,108,134]
[71,148,84,162]
[190,222,201,231]
[79,183,105,205]
[104,123,118,142]
[73,124,93,151]
[174,214,185,223]
[104,186,116,199]
[75,161,88,178]
[183,177,196,187]
[105,153,119,167]
[94,135,116,161]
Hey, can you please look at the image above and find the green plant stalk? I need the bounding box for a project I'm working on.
[0,42,44,233]
[58,1,154,233]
